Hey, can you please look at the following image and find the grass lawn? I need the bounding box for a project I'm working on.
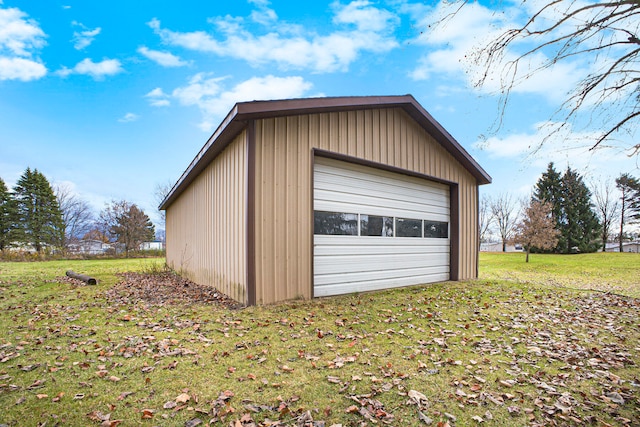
[480,251,640,298]
[0,255,638,426]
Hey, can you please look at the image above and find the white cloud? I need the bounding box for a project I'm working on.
[248,0,278,25]
[474,120,628,172]
[0,55,46,80]
[71,21,101,50]
[118,112,139,123]
[137,46,189,67]
[0,5,47,80]
[0,6,46,55]
[170,74,313,131]
[332,0,398,32]
[57,58,123,79]
[145,87,171,107]
[147,0,399,73]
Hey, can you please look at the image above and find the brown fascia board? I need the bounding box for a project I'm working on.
[159,95,491,210]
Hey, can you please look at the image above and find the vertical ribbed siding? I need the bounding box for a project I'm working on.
[165,132,248,304]
[253,116,312,304]
[254,108,479,304]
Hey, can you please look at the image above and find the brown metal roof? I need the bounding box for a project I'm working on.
[159,95,492,210]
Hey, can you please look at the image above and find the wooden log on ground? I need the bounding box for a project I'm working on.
[66,270,97,285]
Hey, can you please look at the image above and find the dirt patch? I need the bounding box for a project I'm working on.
[98,271,244,309]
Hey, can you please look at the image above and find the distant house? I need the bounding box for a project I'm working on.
[160,95,492,306]
[480,242,523,252]
[605,242,640,253]
[68,239,110,255]
[140,241,164,251]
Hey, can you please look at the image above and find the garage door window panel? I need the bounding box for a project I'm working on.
[424,221,448,238]
[360,215,393,237]
[314,211,358,235]
[396,218,422,237]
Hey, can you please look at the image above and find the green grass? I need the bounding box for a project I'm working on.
[480,251,640,297]
[0,255,638,426]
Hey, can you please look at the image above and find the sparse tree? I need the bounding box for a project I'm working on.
[465,0,640,154]
[82,228,110,243]
[478,193,493,246]
[13,168,63,253]
[99,200,155,257]
[154,180,173,224]
[592,178,620,251]
[533,163,563,243]
[54,183,94,253]
[515,200,560,262]
[615,173,640,251]
[490,192,520,252]
[0,178,17,251]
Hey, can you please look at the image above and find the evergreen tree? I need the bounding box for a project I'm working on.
[532,163,564,251]
[0,178,17,251]
[13,168,64,253]
[533,163,601,253]
[561,168,601,253]
[615,173,640,251]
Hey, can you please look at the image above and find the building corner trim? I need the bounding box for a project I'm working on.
[246,120,257,306]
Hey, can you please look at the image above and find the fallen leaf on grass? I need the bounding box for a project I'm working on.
[87,410,111,422]
[418,410,433,424]
[141,408,154,419]
[117,391,132,401]
[176,392,190,403]
[408,389,429,408]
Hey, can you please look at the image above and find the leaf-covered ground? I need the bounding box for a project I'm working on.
[0,257,639,426]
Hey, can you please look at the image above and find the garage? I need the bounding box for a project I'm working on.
[314,156,450,297]
[161,95,491,305]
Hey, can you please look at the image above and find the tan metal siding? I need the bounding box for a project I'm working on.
[254,108,478,305]
[165,131,248,304]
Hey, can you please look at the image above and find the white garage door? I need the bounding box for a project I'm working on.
[314,157,451,297]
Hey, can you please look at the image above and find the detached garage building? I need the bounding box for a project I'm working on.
[160,95,491,306]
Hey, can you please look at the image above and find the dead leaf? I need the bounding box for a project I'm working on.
[184,418,202,427]
[605,392,625,404]
[87,411,111,422]
[117,391,132,401]
[141,409,154,419]
[176,392,190,403]
[418,410,433,424]
[163,401,177,409]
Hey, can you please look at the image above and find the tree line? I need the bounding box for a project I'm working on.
[0,168,157,257]
[481,163,640,259]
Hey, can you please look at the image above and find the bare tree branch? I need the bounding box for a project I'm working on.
[462,0,640,154]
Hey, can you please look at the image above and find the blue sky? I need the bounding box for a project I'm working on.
[1,0,638,229]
